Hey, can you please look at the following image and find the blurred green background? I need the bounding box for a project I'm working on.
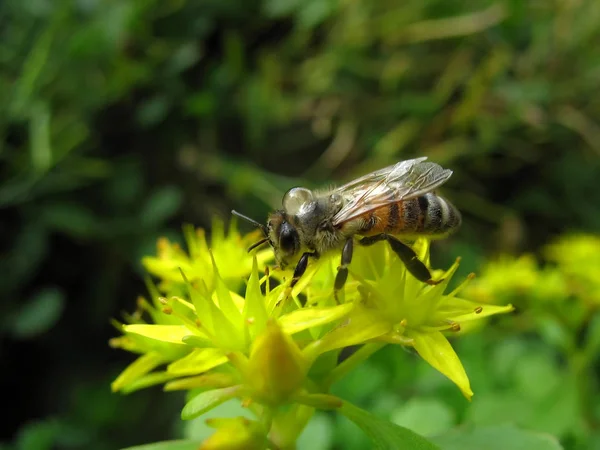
[1,0,600,449]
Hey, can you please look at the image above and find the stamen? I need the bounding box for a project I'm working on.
[447,272,476,298]
[447,321,461,332]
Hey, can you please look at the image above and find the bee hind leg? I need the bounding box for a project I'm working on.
[358,234,441,285]
[334,238,354,303]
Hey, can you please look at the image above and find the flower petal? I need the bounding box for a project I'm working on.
[279,303,354,335]
[243,258,268,341]
[167,348,228,376]
[121,371,177,394]
[304,307,392,361]
[441,298,514,322]
[211,254,243,322]
[409,330,473,400]
[124,324,192,345]
[164,373,236,391]
[111,352,167,392]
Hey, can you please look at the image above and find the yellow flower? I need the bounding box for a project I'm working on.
[111,255,351,405]
[111,220,514,448]
[545,233,600,305]
[303,239,513,399]
[142,220,272,294]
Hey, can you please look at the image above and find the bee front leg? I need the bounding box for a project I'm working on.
[359,234,441,285]
[290,252,313,289]
[280,252,319,306]
[334,238,354,303]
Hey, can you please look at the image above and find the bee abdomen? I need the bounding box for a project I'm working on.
[417,193,461,237]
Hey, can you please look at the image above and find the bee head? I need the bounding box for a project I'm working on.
[267,211,300,269]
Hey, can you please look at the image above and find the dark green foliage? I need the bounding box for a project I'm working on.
[1,0,599,448]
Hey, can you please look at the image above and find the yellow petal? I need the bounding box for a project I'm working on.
[164,373,236,391]
[167,348,228,376]
[279,303,354,335]
[409,330,473,400]
[124,324,192,345]
[442,298,514,322]
[111,352,166,392]
[303,308,392,361]
[121,371,177,394]
[211,253,243,322]
[242,257,268,341]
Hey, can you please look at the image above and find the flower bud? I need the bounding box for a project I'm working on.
[246,320,308,405]
[200,417,266,450]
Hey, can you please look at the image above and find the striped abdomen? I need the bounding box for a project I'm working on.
[357,193,461,239]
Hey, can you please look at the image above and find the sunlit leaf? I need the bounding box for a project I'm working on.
[181,386,242,420]
[431,424,563,450]
[339,401,440,450]
[121,441,201,450]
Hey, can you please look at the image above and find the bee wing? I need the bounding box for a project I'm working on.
[331,157,453,225]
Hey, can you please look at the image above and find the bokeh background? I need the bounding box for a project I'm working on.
[2,0,600,449]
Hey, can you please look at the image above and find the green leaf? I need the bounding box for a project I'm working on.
[339,401,440,450]
[15,419,61,450]
[584,313,600,362]
[121,440,201,450]
[10,287,65,339]
[183,400,253,441]
[181,386,241,420]
[431,424,563,450]
[297,412,334,450]
[391,398,455,438]
[29,101,52,173]
[40,202,98,238]
[140,187,183,227]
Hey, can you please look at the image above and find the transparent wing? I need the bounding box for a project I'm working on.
[331,157,453,225]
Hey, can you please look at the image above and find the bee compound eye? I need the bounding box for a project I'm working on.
[283,187,314,214]
[278,221,299,254]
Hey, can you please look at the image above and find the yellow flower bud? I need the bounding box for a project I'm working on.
[246,319,308,406]
[200,417,267,450]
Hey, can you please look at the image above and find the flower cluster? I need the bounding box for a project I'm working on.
[111,222,513,449]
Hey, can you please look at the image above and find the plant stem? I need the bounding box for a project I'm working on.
[322,342,386,389]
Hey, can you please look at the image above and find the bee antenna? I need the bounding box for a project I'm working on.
[247,237,269,252]
[231,210,268,236]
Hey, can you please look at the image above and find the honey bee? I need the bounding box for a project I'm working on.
[233,157,461,297]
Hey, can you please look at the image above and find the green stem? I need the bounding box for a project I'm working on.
[322,342,386,389]
[269,404,314,450]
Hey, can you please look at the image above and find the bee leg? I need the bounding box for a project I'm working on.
[290,253,311,289]
[334,238,354,303]
[289,251,319,290]
[359,234,441,285]
[279,252,318,306]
